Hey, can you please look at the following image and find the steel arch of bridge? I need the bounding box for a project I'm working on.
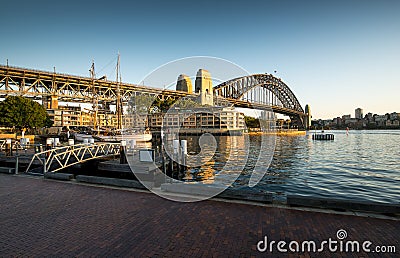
[214,74,304,114]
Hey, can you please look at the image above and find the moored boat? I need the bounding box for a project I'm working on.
[73,132,94,142]
[92,129,152,142]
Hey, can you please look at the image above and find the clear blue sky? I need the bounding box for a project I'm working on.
[1,0,399,119]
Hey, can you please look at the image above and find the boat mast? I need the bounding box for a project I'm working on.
[90,60,98,131]
[116,53,122,130]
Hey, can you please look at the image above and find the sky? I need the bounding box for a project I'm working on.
[1,0,399,119]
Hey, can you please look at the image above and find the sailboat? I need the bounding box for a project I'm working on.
[92,54,152,143]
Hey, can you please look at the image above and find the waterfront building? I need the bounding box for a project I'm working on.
[366,112,373,121]
[389,112,398,121]
[342,114,351,121]
[46,105,149,129]
[355,108,363,119]
[344,118,358,125]
[148,107,245,134]
[47,105,91,127]
[374,115,387,127]
[333,117,342,127]
[386,120,398,127]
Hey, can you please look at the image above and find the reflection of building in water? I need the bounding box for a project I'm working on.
[181,135,247,184]
[191,159,215,184]
[260,110,277,131]
[148,107,245,135]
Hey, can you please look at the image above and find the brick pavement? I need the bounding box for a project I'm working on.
[0,174,398,257]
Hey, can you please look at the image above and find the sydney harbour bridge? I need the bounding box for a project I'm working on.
[0,65,310,129]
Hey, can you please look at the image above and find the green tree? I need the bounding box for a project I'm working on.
[158,98,177,112]
[172,97,201,109]
[244,115,260,128]
[129,93,158,114]
[0,96,51,130]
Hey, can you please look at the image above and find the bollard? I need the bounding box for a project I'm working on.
[180,140,187,165]
[173,140,180,156]
[89,138,95,145]
[5,139,12,156]
[168,155,174,176]
[46,138,52,157]
[42,157,47,174]
[173,139,180,162]
[15,154,19,174]
[162,153,167,182]
[172,140,180,174]
[129,139,135,155]
[120,140,127,164]
[180,140,187,173]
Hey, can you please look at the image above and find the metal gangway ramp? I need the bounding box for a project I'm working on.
[25,142,121,174]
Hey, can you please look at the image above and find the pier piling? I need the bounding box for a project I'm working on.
[15,154,19,174]
[120,140,127,164]
[5,139,12,156]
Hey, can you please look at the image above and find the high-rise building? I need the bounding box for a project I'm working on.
[355,108,363,119]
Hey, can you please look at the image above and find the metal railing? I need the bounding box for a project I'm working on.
[25,142,120,174]
[0,139,32,152]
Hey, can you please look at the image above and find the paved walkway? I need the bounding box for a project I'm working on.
[0,174,398,257]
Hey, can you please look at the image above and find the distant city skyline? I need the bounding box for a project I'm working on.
[1,0,399,119]
[314,107,399,120]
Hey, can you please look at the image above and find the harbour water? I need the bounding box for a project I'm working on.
[173,130,400,204]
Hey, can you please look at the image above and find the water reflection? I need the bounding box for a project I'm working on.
[179,135,249,186]
[155,130,400,204]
